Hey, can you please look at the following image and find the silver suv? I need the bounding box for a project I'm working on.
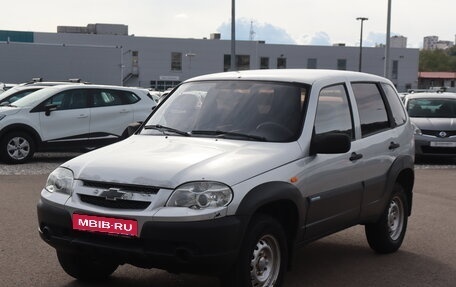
[37,70,415,287]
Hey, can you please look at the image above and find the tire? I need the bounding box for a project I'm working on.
[221,214,288,287]
[365,183,409,254]
[57,251,118,281]
[0,132,35,164]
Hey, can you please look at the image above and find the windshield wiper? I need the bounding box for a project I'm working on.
[191,130,266,141]
[144,124,191,136]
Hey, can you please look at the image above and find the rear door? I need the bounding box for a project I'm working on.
[349,82,399,218]
[88,89,135,144]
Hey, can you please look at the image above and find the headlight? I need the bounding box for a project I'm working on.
[45,167,74,194]
[167,181,233,209]
[412,123,422,135]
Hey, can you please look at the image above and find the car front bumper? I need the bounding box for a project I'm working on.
[415,135,456,157]
[37,198,245,274]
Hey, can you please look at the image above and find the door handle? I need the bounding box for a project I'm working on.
[389,142,400,150]
[120,109,129,113]
[77,114,88,118]
[349,152,363,161]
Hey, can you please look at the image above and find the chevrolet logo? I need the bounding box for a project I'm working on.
[101,188,128,201]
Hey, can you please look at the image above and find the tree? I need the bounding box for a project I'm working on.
[419,48,456,72]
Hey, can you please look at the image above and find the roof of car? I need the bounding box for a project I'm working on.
[185,69,390,85]
[404,92,456,100]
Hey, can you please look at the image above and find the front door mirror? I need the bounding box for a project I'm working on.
[310,133,351,155]
[44,104,58,116]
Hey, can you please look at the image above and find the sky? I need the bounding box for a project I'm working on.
[2,0,455,48]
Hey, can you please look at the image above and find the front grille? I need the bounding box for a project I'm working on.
[82,180,159,194]
[421,146,456,155]
[79,194,151,210]
[421,130,456,138]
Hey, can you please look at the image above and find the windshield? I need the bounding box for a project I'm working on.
[407,98,456,118]
[141,80,308,142]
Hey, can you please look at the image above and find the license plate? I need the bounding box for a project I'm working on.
[430,142,456,147]
[72,214,138,237]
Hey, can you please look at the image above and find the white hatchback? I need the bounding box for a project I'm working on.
[0,84,156,163]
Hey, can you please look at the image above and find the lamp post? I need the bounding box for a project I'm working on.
[356,17,368,72]
[230,0,236,71]
[384,0,392,78]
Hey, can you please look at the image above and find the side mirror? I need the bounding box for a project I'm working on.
[310,133,351,155]
[44,104,58,116]
[126,122,142,136]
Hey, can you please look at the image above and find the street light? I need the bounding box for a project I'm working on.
[356,17,368,72]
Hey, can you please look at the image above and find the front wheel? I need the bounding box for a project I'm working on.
[221,214,288,287]
[0,132,35,164]
[57,251,118,281]
[365,183,409,253]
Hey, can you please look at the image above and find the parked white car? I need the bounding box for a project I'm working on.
[37,70,415,287]
[0,84,156,163]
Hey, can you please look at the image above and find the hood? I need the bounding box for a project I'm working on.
[63,135,302,188]
[411,117,456,131]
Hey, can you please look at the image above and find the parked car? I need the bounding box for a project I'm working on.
[404,92,456,158]
[0,84,156,163]
[37,70,415,287]
[0,80,91,105]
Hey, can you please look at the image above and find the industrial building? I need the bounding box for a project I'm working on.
[0,24,419,92]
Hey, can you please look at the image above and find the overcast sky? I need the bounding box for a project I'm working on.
[2,0,455,48]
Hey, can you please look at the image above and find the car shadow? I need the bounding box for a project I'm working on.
[285,240,455,286]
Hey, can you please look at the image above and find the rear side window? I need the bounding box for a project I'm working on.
[92,90,140,107]
[351,83,389,137]
[382,83,407,126]
[314,84,354,139]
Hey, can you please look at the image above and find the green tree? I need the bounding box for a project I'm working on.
[419,48,456,71]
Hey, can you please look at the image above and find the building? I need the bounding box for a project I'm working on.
[418,72,456,90]
[390,35,407,48]
[0,24,420,92]
[423,35,454,50]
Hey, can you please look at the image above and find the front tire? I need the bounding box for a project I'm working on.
[57,251,118,281]
[0,132,35,164]
[221,214,288,287]
[365,183,409,253]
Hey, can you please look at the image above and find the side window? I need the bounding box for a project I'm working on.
[314,84,354,138]
[44,89,88,110]
[351,83,389,137]
[382,83,407,126]
[120,91,140,104]
[93,90,125,107]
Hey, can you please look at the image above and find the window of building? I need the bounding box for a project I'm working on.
[351,83,389,137]
[277,57,287,69]
[223,55,251,71]
[314,84,353,138]
[171,52,182,71]
[260,57,269,69]
[392,60,398,79]
[337,59,347,70]
[150,80,181,91]
[307,58,317,69]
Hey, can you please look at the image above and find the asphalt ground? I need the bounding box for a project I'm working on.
[0,154,455,286]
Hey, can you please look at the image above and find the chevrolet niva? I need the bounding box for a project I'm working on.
[37,69,415,287]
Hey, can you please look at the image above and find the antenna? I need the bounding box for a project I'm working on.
[249,20,256,41]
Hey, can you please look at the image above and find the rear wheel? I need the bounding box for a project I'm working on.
[365,183,409,253]
[221,214,288,287]
[0,132,35,164]
[57,251,118,281]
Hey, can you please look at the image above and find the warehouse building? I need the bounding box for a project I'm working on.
[0,23,419,92]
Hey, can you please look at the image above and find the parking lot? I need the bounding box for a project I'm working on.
[1,154,456,286]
